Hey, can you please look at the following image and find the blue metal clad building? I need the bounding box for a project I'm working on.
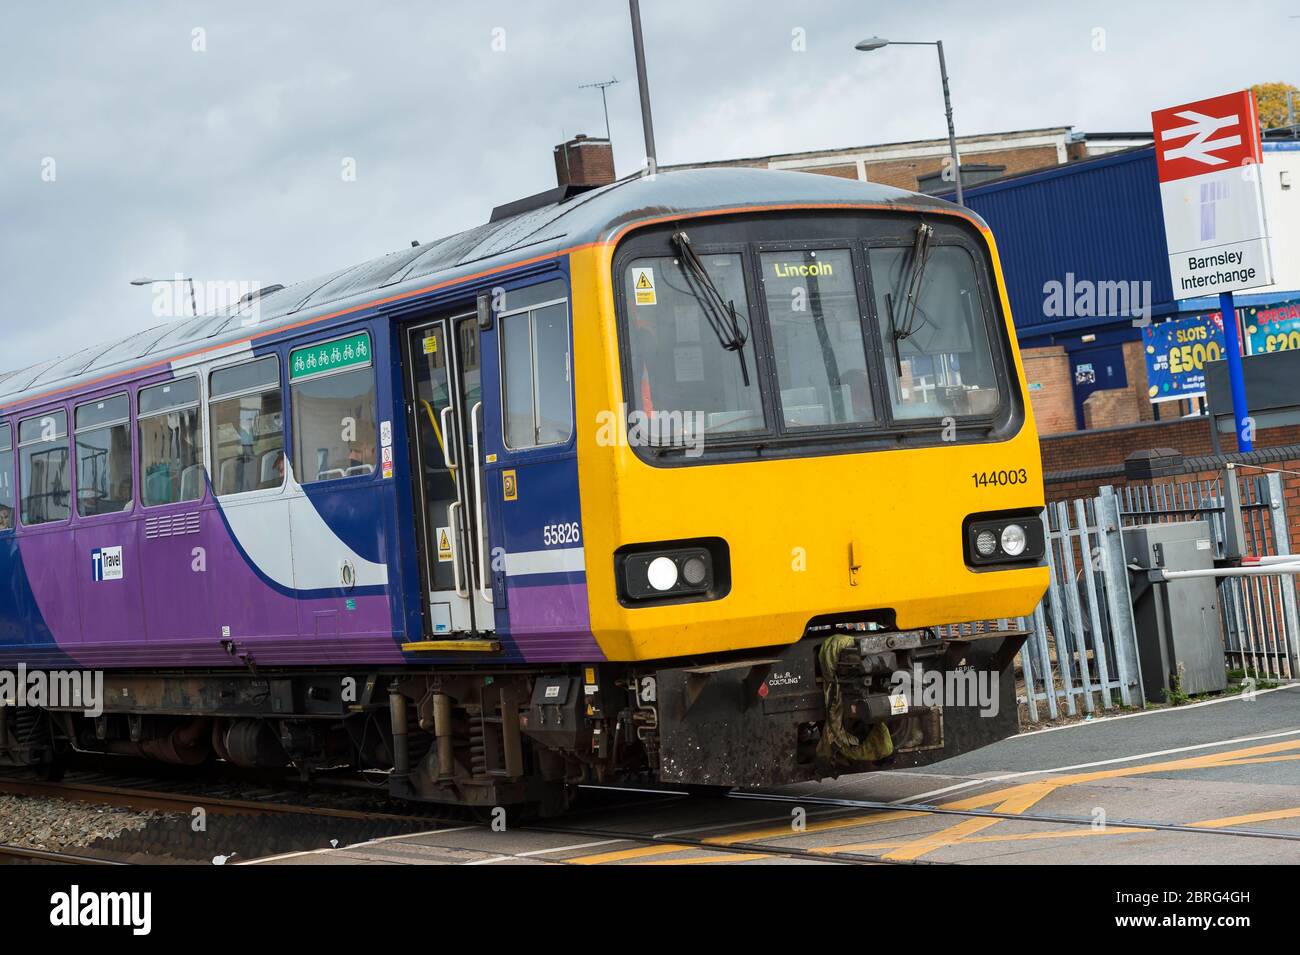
[945,147,1172,345]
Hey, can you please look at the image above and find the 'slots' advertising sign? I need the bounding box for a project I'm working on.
[1142,311,1226,403]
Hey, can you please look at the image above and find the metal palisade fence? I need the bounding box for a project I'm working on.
[946,467,1300,723]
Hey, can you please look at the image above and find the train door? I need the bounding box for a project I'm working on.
[403,314,494,636]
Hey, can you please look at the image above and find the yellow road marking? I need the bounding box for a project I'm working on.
[633,852,770,865]
[569,844,684,865]
[1190,807,1300,828]
[569,739,1300,864]
[881,738,1300,860]
[699,809,930,846]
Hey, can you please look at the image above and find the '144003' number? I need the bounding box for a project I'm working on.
[972,469,1028,488]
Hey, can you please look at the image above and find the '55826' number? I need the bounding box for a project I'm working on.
[543,522,581,546]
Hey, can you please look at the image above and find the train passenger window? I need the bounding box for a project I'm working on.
[75,394,132,516]
[289,333,377,483]
[869,245,1002,420]
[759,249,873,428]
[18,411,70,525]
[0,424,13,531]
[139,378,206,507]
[623,253,764,441]
[500,300,572,449]
[209,356,285,496]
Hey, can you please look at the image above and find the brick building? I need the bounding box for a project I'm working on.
[667,127,1143,195]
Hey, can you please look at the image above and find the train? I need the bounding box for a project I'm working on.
[0,166,1048,813]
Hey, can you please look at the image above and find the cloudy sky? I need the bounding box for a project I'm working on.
[2,0,1296,367]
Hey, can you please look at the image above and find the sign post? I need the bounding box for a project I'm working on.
[1219,291,1251,449]
[1152,89,1273,451]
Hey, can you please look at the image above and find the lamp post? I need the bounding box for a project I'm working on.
[628,0,658,176]
[855,37,963,206]
[130,275,197,316]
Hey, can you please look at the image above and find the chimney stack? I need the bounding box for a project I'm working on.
[554,134,615,188]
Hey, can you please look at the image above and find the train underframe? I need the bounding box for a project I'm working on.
[0,628,1025,815]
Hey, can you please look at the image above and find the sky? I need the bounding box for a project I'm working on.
[2,0,1297,367]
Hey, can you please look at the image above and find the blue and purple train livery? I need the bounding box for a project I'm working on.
[0,168,1047,810]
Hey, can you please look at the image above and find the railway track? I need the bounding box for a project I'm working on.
[525,819,925,865]
[12,769,1296,865]
[0,843,129,865]
[0,771,915,865]
[0,772,434,824]
[0,768,448,864]
[729,790,1300,845]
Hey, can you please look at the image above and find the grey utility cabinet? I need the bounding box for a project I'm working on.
[1123,520,1227,702]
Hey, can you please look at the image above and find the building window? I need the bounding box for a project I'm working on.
[759,249,874,428]
[209,356,284,496]
[18,410,69,526]
[75,394,132,516]
[0,424,13,531]
[289,333,377,483]
[139,378,206,507]
[500,299,573,449]
[869,244,1003,420]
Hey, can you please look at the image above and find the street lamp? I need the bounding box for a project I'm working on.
[855,37,964,206]
[628,0,658,176]
[130,275,198,317]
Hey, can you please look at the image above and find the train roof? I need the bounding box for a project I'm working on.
[3,167,961,407]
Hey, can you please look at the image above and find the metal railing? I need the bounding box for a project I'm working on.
[947,468,1300,724]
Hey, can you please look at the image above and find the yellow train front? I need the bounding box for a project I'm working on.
[407,167,1050,804]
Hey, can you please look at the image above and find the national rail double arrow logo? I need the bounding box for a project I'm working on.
[1152,90,1262,184]
[1159,109,1242,167]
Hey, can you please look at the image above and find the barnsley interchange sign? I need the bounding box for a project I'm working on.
[1152,90,1274,298]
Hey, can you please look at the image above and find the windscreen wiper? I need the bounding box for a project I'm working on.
[671,230,750,387]
[893,221,934,342]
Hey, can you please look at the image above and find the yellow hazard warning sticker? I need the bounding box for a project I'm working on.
[633,267,656,306]
[423,335,438,354]
[436,526,453,562]
[502,469,518,501]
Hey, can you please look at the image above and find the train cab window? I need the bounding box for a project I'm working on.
[623,253,763,440]
[209,356,285,496]
[500,299,572,449]
[869,244,1002,420]
[0,424,13,531]
[75,394,133,516]
[289,333,377,483]
[140,378,206,506]
[18,411,70,525]
[759,249,873,428]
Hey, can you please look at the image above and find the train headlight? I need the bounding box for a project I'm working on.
[1000,523,1027,557]
[616,539,730,605]
[646,557,679,592]
[964,513,1045,568]
[682,555,709,586]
